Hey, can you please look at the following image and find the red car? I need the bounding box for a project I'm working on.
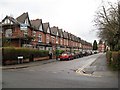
[59,52,73,60]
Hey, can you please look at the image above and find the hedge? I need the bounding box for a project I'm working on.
[106,51,120,70]
[2,47,49,61]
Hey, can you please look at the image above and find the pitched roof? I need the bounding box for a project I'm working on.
[63,31,68,39]
[16,12,31,26]
[71,34,75,41]
[43,22,50,33]
[78,37,81,43]
[58,29,63,37]
[31,19,42,30]
[50,26,58,36]
[68,33,72,40]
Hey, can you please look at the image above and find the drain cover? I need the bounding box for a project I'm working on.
[82,70,94,74]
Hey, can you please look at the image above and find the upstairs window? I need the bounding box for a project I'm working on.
[56,37,58,44]
[46,36,49,43]
[60,39,62,45]
[32,31,36,41]
[33,31,36,37]
[5,29,12,37]
[52,37,55,44]
[38,34,42,42]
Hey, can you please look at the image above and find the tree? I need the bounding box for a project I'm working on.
[94,1,120,51]
[93,40,98,50]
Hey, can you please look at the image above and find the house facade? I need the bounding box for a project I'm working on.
[31,19,46,50]
[43,22,52,51]
[1,12,92,52]
[98,40,105,52]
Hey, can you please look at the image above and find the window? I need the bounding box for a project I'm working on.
[33,31,36,37]
[5,29,12,37]
[23,30,28,37]
[66,40,68,45]
[56,37,58,44]
[52,37,54,43]
[64,39,66,45]
[60,39,62,45]
[38,34,42,42]
[46,36,49,43]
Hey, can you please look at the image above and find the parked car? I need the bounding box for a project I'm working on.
[59,52,73,61]
[73,52,80,59]
[71,52,76,59]
[78,51,83,57]
[82,51,87,56]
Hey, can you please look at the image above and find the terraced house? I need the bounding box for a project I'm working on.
[1,12,92,52]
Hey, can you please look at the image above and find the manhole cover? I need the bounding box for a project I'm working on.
[82,70,94,74]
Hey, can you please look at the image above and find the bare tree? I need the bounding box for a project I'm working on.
[94,1,119,51]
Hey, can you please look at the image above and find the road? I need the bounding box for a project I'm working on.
[2,53,118,88]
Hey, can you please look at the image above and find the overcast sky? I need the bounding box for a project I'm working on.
[0,0,117,43]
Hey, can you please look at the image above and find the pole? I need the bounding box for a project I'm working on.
[118,1,120,50]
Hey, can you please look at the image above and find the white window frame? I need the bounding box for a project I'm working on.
[52,37,55,43]
[60,38,62,45]
[5,29,12,37]
[23,30,28,37]
[46,35,49,43]
[38,34,42,42]
[33,31,36,37]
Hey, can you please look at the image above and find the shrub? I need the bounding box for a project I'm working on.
[111,51,119,69]
[2,47,49,61]
[106,51,120,70]
[106,51,112,64]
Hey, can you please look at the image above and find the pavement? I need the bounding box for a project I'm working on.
[1,59,58,70]
[77,53,118,77]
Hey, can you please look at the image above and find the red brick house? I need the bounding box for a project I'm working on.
[16,12,33,47]
[1,12,93,53]
[43,22,52,50]
[58,29,64,50]
[50,26,59,51]
[98,40,105,52]
[31,19,46,50]
[2,12,33,47]
[63,31,69,51]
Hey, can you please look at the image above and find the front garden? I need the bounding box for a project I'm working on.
[2,47,49,65]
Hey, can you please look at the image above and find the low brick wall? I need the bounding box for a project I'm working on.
[3,59,30,65]
[34,56,49,61]
[3,56,50,65]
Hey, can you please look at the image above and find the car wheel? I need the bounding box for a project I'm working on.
[68,57,71,60]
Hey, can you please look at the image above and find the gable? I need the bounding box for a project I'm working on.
[2,18,13,25]
[24,18,30,26]
[56,31,58,36]
[16,12,31,26]
[47,28,50,34]
[39,25,43,31]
